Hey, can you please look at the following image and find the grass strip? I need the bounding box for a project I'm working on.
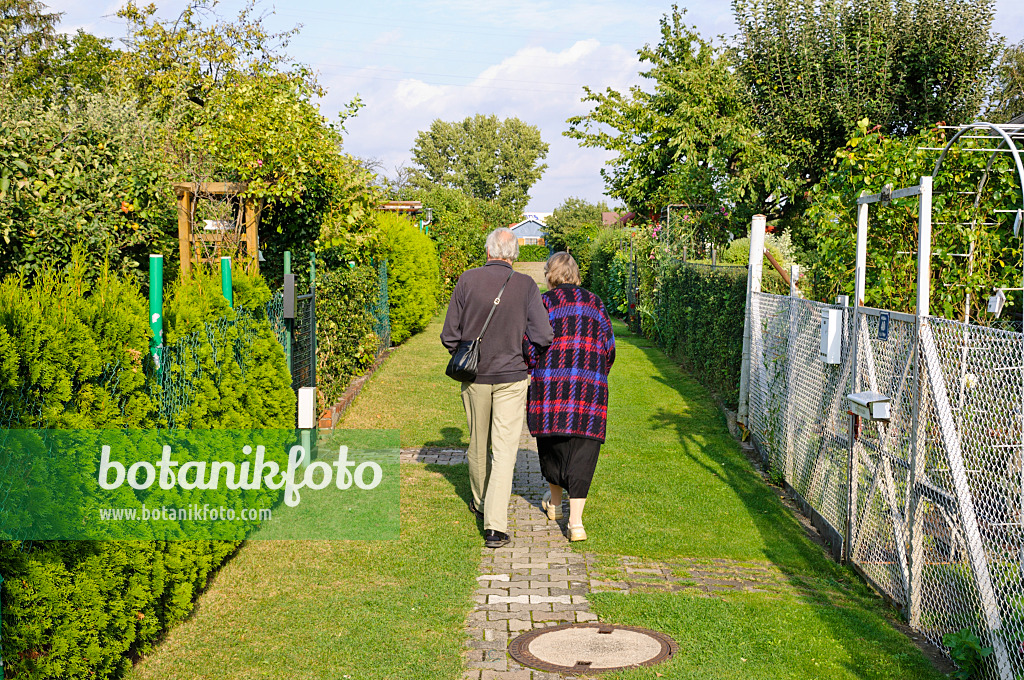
[127,464,480,680]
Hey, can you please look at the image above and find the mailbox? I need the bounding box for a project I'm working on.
[283,274,296,319]
[847,391,891,421]
[821,309,842,364]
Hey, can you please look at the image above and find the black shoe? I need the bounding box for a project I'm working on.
[469,500,484,518]
[484,529,511,548]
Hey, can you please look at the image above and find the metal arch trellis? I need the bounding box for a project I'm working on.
[929,121,1024,320]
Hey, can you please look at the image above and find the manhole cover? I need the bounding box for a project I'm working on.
[508,623,677,674]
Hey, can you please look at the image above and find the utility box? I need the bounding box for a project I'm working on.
[297,386,317,430]
[847,391,891,421]
[820,309,842,364]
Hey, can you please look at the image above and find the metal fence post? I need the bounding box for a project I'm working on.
[220,256,233,308]
[283,251,293,376]
[149,254,164,378]
[737,214,766,428]
[309,251,317,388]
[783,264,800,482]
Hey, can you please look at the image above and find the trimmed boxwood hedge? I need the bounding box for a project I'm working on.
[0,258,294,679]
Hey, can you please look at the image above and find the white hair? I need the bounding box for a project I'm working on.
[485,227,519,261]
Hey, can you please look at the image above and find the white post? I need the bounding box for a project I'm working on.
[907,176,932,627]
[738,215,767,428]
[916,176,932,318]
[855,201,869,307]
[846,200,869,563]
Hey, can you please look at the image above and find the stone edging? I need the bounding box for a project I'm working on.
[317,348,394,429]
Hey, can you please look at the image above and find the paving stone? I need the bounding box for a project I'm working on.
[464,425,600,679]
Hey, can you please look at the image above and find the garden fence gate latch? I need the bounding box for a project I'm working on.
[880,183,894,205]
[283,274,296,320]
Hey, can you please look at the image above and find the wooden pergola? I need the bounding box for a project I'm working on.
[174,182,261,277]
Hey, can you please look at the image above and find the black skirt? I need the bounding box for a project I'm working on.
[536,435,601,498]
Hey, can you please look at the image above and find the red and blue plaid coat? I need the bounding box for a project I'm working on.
[526,284,615,442]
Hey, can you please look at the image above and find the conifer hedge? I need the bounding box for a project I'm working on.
[0,259,294,679]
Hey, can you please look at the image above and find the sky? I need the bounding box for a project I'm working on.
[46,0,1024,213]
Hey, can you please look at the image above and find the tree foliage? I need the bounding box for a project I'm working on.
[988,40,1024,123]
[731,0,1000,240]
[0,89,177,282]
[410,114,548,213]
[544,197,608,282]
[114,0,304,112]
[808,120,1022,323]
[566,6,778,233]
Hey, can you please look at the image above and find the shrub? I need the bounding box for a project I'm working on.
[162,264,295,429]
[651,262,748,408]
[314,263,381,411]
[0,89,177,285]
[518,244,549,262]
[404,185,520,299]
[587,227,633,313]
[0,258,294,679]
[376,211,440,344]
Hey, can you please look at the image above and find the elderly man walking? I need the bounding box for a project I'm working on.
[441,228,553,548]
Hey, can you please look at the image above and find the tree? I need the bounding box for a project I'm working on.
[731,0,1000,247]
[0,0,66,95]
[410,114,549,213]
[114,0,305,112]
[544,197,608,282]
[566,6,780,234]
[988,41,1024,123]
[0,0,115,100]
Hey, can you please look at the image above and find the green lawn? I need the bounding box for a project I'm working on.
[126,464,481,680]
[342,315,468,448]
[128,314,944,680]
[580,321,942,679]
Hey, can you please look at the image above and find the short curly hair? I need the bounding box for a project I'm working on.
[544,252,581,287]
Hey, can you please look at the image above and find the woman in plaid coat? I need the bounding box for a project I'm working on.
[526,252,615,541]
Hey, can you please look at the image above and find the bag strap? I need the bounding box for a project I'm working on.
[477,269,515,341]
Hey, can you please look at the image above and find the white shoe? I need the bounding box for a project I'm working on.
[568,523,587,542]
[541,490,563,520]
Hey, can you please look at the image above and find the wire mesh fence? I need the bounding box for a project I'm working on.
[370,259,391,354]
[747,291,1024,679]
[291,292,316,390]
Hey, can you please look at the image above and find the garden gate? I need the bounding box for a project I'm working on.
[741,122,1024,680]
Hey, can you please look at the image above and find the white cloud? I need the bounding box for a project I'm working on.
[328,37,639,211]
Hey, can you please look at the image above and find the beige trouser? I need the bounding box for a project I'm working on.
[461,378,529,534]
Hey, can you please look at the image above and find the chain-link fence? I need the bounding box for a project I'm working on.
[370,259,391,354]
[747,290,1024,679]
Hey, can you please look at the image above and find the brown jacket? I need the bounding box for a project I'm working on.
[440,260,553,384]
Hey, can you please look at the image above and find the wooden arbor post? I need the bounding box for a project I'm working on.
[174,182,260,277]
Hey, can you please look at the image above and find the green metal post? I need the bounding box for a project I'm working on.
[284,251,292,376]
[309,251,317,387]
[220,256,233,308]
[0,569,4,675]
[149,254,164,377]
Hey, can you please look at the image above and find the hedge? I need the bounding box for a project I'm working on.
[314,263,382,411]
[376,211,440,345]
[650,262,747,408]
[517,244,549,262]
[0,258,294,680]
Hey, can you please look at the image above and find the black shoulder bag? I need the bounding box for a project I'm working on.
[445,269,515,382]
